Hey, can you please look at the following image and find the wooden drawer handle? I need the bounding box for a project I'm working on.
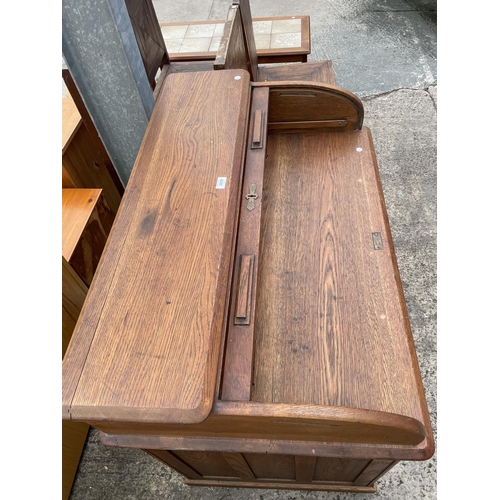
[234,254,255,325]
[251,110,265,149]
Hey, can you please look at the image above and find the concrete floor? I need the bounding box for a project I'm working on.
[68,1,437,498]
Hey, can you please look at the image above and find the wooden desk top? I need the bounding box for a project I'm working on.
[62,70,251,425]
[62,74,432,454]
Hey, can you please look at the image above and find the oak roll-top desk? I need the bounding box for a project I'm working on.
[62,69,434,493]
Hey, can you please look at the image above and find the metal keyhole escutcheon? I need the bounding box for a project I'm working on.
[246,183,259,211]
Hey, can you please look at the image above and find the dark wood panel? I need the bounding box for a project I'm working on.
[62,120,122,215]
[145,450,202,479]
[314,457,369,482]
[221,452,255,480]
[125,0,169,86]
[244,453,295,480]
[214,6,250,76]
[295,455,316,483]
[353,459,397,486]
[233,0,259,80]
[257,61,335,85]
[174,451,237,478]
[252,81,363,129]
[62,420,89,500]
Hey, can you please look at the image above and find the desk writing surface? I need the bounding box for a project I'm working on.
[251,129,428,426]
[62,70,251,424]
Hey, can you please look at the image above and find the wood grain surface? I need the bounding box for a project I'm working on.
[233,1,259,80]
[62,70,251,425]
[220,87,269,401]
[125,0,169,87]
[252,129,427,432]
[257,61,336,85]
[100,429,432,461]
[214,6,251,77]
[91,399,426,446]
[252,81,363,130]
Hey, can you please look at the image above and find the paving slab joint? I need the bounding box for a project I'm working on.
[361,85,437,108]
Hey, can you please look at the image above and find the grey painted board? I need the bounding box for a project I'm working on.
[63,0,155,184]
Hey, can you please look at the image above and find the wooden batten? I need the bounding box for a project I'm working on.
[214,6,253,78]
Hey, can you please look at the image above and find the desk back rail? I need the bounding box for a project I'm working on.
[220,86,269,401]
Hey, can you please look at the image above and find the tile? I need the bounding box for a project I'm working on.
[252,20,272,35]
[213,23,225,37]
[178,37,212,53]
[209,37,221,52]
[185,23,216,38]
[164,38,183,53]
[254,34,271,50]
[271,32,302,49]
[271,19,302,34]
[161,25,188,39]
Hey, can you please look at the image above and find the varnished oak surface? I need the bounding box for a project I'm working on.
[221,86,269,401]
[125,0,169,87]
[92,399,426,447]
[252,129,429,431]
[257,61,336,85]
[233,1,259,81]
[101,430,433,461]
[68,124,432,452]
[62,70,251,425]
[252,80,363,129]
[214,5,251,77]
